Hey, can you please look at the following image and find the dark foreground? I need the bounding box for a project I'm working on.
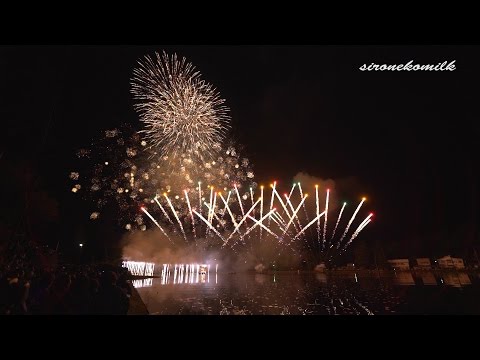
[135,271,480,315]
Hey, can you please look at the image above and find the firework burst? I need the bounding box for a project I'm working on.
[131,52,230,161]
[70,124,255,231]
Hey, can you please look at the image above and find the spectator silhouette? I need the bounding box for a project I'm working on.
[42,273,71,314]
[29,272,54,314]
[66,274,92,314]
[92,271,129,315]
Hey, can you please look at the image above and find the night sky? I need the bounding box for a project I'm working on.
[1,45,479,260]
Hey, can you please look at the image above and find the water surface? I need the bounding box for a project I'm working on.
[134,271,480,315]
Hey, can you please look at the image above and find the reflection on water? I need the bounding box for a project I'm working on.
[123,261,155,276]
[158,263,215,285]
[133,278,153,288]
[134,271,480,315]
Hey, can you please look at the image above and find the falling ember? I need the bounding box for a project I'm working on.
[90,212,100,220]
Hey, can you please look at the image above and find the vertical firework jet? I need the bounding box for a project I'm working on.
[140,183,372,261]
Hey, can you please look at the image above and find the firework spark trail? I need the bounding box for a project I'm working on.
[284,193,302,232]
[154,197,174,225]
[338,217,372,254]
[234,184,245,218]
[243,211,279,240]
[260,186,264,238]
[208,186,214,221]
[268,182,276,227]
[206,186,214,235]
[192,210,227,244]
[315,185,321,245]
[358,218,371,232]
[293,211,326,241]
[272,211,285,225]
[353,215,373,235]
[298,183,310,224]
[218,193,239,228]
[272,186,295,224]
[287,183,296,201]
[269,213,286,232]
[270,211,289,241]
[272,211,288,230]
[164,193,187,241]
[348,213,373,240]
[282,195,308,236]
[141,207,173,243]
[131,52,230,160]
[211,191,217,227]
[203,202,228,230]
[322,188,330,246]
[198,182,202,214]
[220,190,231,221]
[273,210,288,224]
[360,213,373,226]
[247,214,298,254]
[226,198,262,242]
[331,202,346,242]
[250,187,255,220]
[280,183,296,218]
[337,198,366,249]
[184,190,196,240]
